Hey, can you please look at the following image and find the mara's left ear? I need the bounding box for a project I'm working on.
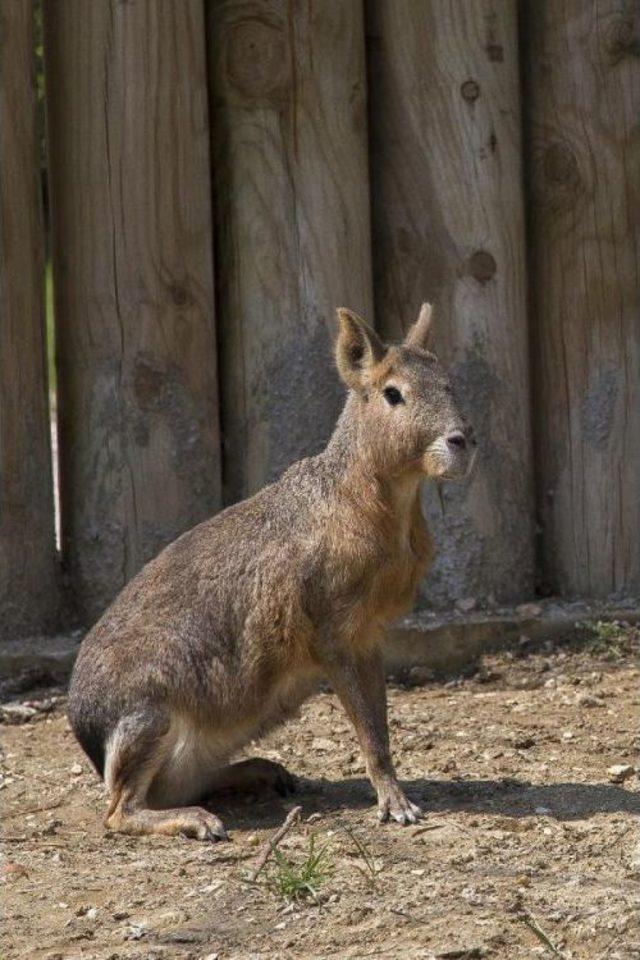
[403,302,433,350]
[335,308,386,391]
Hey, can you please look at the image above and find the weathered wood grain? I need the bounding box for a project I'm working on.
[43,0,221,623]
[523,0,640,596]
[208,0,374,502]
[0,0,58,639]
[367,0,534,605]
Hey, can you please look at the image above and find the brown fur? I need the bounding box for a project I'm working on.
[68,305,475,840]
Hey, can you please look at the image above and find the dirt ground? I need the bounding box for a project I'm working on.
[2,626,639,960]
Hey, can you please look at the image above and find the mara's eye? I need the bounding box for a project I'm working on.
[383,386,404,406]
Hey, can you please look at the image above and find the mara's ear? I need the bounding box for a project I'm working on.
[335,307,386,390]
[403,302,433,350]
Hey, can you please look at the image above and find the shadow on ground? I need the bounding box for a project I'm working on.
[208,774,640,832]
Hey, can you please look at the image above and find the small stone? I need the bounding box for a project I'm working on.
[535,806,551,815]
[41,818,61,836]
[516,603,543,618]
[0,703,37,724]
[607,764,635,784]
[409,666,436,685]
[70,763,83,775]
[456,597,477,613]
[577,693,605,708]
[312,738,334,752]
[1,862,29,880]
[122,922,146,941]
[513,735,536,750]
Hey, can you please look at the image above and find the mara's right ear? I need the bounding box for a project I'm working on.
[404,302,433,350]
[335,308,385,390]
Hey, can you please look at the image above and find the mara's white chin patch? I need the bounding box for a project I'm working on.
[422,437,474,480]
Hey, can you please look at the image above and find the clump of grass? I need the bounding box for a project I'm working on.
[341,825,383,889]
[578,619,639,659]
[266,833,333,903]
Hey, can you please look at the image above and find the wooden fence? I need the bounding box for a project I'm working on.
[1,0,638,641]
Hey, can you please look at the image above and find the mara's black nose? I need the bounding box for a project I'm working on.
[446,430,467,451]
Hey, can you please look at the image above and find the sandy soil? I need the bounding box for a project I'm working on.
[2,628,639,960]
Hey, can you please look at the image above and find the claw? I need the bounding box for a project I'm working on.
[377,789,422,827]
[191,812,229,843]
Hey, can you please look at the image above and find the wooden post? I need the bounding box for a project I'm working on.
[43,0,221,623]
[367,1,534,605]
[0,0,58,640]
[208,0,374,502]
[523,1,640,597]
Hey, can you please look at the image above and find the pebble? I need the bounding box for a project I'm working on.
[0,703,38,724]
[70,763,83,775]
[516,602,543,617]
[1,862,29,879]
[513,735,536,750]
[607,764,635,784]
[409,666,436,685]
[456,597,477,613]
[577,693,605,708]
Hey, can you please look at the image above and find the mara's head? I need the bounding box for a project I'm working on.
[335,304,476,481]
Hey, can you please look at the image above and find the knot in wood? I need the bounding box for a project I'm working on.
[602,14,640,65]
[542,142,579,187]
[225,19,287,100]
[467,250,496,284]
[167,283,192,307]
[134,359,167,410]
[461,79,480,102]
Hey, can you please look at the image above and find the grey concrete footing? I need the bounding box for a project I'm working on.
[386,599,639,675]
[0,599,638,695]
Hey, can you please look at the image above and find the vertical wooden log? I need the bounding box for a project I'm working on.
[44,0,221,623]
[367,1,534,606]
[209,0,374,502]
[0,0,58,639]
[524,1,640,597]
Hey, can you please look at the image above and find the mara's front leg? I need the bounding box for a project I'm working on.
[323,644,422,825]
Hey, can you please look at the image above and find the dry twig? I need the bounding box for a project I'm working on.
[517,907,570,960]
[248,805,302,882]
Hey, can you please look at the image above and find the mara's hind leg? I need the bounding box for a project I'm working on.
[104,708,227,842]
[205,758,297,798]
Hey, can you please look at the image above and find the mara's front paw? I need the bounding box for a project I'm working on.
[377,782,422,825]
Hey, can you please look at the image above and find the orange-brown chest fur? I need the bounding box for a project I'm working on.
[322,480,434,642]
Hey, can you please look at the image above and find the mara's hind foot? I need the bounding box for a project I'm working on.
[206,757,298,798]
[102,707,228,842]
[106,801,228,842]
